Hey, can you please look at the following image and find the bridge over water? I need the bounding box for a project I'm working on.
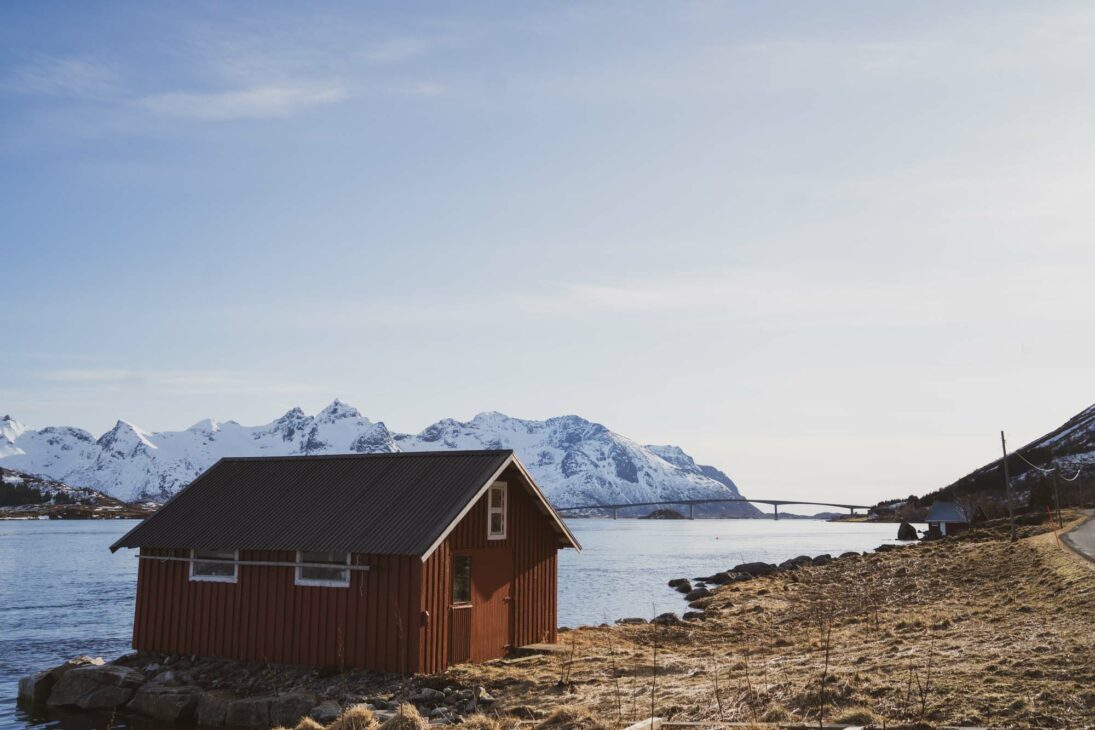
[554,497,873,520]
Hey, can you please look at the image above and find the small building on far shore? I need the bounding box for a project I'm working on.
[924,501,971,538]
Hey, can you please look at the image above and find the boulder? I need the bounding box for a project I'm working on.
[412,687,445,702]
[897,522,918,541]
[615,617,647,625]
[777,559,800,571]
[730,562,778,577]
[812,554,832,566]
[839,551,861,559]
[699,571,733,585]
[652,612,683,626]
[127,684,202,722]
[309,699,342,723]
[684,587,712,601]
[673,580,693,594]
[18,672,53,706]
[475,687,495,705]
[48,664,145,710]
[667,578,689,588]
[226,696,272,727]
[270,692,318,726]
[688,597,714,610]
[682,611,707,621]
[198,691,234,727]
[18,656,104,706]
[728,572,753,582]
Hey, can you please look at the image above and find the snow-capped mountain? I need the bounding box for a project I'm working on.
[0,403,759,515]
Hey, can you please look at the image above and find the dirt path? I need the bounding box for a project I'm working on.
[1062,508,1095,563]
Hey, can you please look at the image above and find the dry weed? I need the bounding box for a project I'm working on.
[377,703,427,730]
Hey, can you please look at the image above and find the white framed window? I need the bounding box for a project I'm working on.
[190,549,238,583]
[487,481,507,540]
[295,551,351,587]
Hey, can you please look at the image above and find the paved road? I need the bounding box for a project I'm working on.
[1062,509,1095,563]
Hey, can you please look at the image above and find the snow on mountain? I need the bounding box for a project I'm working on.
[1,415,27,457]
[396,413,758,516]
[928,402,1095,501]
[0,401,758,515]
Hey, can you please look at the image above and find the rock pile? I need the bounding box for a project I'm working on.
[668,550,870,621]
[18,653,496,727]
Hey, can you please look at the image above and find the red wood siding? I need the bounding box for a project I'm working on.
[133,549,421,672]
[132,463,564,674]
[417,464,561,672]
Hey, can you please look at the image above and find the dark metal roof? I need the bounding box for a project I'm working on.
[110,450,576,557]
[925,501,969,524]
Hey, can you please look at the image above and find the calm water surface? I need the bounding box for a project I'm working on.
[1,518,914,730]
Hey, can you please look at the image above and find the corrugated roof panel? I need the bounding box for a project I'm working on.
[110,450,524,556]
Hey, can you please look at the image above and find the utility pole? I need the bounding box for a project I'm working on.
[1052,471,1062,529]
[1000,431,1016,542]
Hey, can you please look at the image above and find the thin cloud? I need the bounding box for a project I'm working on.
[40,369,320,395]
[137,85,347,120]
[3,56,121,99]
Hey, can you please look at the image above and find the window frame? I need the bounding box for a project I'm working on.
[487,481,508,540]
[189,549,238,583]
[294,550,351,588]
[452,554,472,606]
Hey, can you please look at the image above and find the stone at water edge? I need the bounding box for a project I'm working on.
[682,611,707,621]
[684,587,712,601]
[697,571,733,584]
[897,522,918,541]
[730,562,778,577]
[127,684,202,722]
[812,554,832,566]
[667,578,689,588]
[615,617,647,625]
[47,665,145,710]
[18,656,104,706]
[673,580,693,594]
[18,672,53,706]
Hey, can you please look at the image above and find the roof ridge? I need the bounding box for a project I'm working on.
[218,449,514,463]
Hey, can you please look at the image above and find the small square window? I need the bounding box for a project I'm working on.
[453,555,471,604]
[295,551,350,587]
[191,549,237,583]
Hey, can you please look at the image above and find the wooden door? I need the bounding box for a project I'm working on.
[470,549,514,662]
[448,550,514,664]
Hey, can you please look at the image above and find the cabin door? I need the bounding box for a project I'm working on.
[449,550,514,664]
[470,549,514,662]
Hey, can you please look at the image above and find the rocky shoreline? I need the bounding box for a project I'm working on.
[18,652,497,727]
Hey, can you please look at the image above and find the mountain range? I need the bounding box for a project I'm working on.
[0,402,760,516]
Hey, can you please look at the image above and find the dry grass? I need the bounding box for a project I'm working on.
[295,718,325,730]
[377,703,428,730]
[327,704,378,730]
[451,515,1095,727]
[534,704,612,729]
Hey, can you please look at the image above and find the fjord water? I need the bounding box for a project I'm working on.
[0,518,914,730]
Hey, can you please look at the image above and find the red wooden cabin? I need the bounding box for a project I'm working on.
[110,450,580,673]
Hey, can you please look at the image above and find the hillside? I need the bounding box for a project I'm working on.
[0,465,155,519]
[0,406,761,517]
[924,403,1095,509]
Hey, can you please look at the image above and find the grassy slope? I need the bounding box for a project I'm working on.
[452,518,1095,727]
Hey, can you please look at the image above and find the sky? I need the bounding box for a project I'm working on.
[3,1,1095,507]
